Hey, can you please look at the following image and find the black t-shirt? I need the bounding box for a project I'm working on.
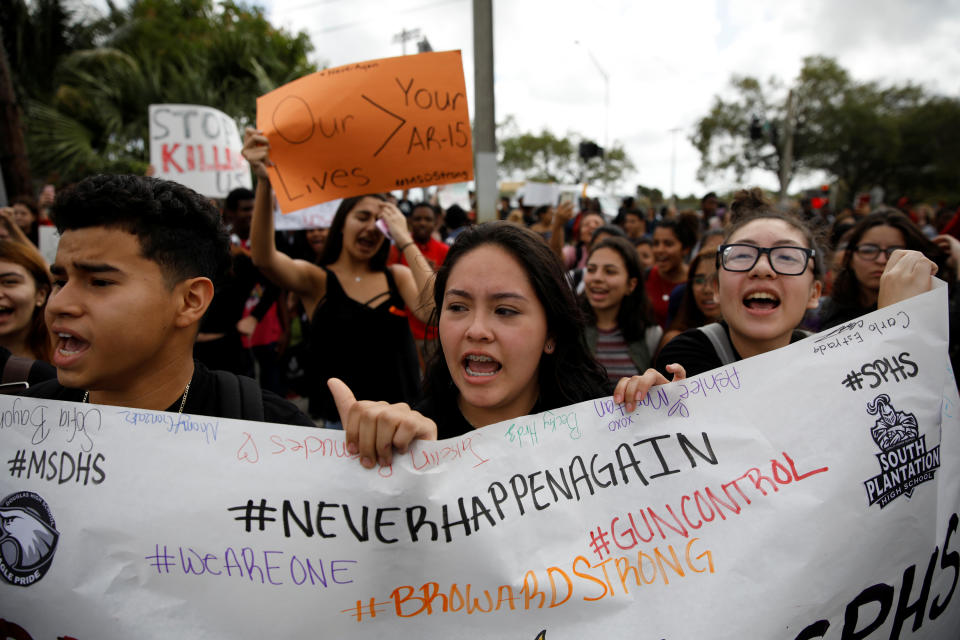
[655,321,808,378]
[415,390,545,440]
[22,360,314,427]
[0,346,57,388]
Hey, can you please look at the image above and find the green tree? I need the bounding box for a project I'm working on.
[2,0,316,186]
[497,116,634,190]
[692,56,960,203]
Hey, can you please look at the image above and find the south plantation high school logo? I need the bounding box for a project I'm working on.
[863,394,940,508]
[0,491,60,586]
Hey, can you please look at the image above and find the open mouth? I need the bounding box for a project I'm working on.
[743,291,781,311]
[0,306,14,320]
[463,354,502,377]
[355,234,380,251]
[54,331,91,363]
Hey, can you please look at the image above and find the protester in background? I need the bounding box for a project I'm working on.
[635,237,654,272]
[328,222,612,468]
[304,227,329,261]
[529,205,554,238]
[0,209,36,245]
[819,211,953,329]
[25,174,312,424]
[550,204,604,270]
[443,204,471,244]
[660,248,722,348]
[0,240,52,359]
[195,189,281,381]
[665,228,723,326]
[243,128,434,425]
[646,218,697,329]
[565,224,627,296]
[655,189,824,378]
[622,209,647,241]
[581,237,662,382]
[11,195,40,246]
[388,201,449,366]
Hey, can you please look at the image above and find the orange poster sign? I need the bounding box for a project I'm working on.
[257,51,474,212]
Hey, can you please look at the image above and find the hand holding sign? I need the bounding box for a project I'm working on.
[328,377,438,469]
[242,128,272,179]
[613,365,686,413]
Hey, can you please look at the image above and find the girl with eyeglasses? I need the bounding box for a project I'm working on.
[653,189,826,378]
[659,248,723,349]
[819,211,953,329]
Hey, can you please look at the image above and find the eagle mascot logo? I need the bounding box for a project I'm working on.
[0,492,59,587]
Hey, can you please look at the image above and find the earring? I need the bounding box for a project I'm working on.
[544,342,555,354]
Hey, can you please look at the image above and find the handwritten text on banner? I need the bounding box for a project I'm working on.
[0,284,957,639]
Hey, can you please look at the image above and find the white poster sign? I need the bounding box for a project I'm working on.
[518,181,560,207]
[149,104,252,198]
[437,182,471,211]
[37,226,60,266]
[1,285,958,639]
[273,198,342,231]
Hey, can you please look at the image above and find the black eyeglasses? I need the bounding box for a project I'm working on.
[717,244,815,276]
[853,244,905,261]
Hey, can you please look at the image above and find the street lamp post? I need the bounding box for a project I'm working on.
[575,41,609,150]
[669,126,681,203]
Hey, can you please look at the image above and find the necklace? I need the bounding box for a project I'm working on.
[83,382,191,415]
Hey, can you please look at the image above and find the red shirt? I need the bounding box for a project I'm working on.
[388,237,449,339]
[645,266,680,330]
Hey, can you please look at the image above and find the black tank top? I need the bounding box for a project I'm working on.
[307,267,421,421]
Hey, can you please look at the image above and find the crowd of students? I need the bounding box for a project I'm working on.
[0,131,955,470]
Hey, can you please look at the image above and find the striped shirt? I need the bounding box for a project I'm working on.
[595,327,640,382]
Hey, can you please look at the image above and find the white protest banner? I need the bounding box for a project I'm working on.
[1,284,958,639]
[273,198,342,231]
[518,181,560,207]
[149,104,252,198]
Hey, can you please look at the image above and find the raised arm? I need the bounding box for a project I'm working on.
[381,201,436,323]
[549,201,574,263]
[242,128,326,302]
[877,249,938,309]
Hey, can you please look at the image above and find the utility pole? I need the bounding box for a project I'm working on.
[778,89,796,203]
[669,126,681,203]
[473,0,496,222]
[575,41,609,150]
[392,28,421,55]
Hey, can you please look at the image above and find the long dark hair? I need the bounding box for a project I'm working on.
[424,222,610,409]
[318,194,389,270]
[831,210,951,307]
[668,249,717,335]
[581,237,656,342]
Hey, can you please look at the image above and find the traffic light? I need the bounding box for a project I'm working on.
[579,141,604,161]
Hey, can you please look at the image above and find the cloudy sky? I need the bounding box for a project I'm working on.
[262,0,960,199]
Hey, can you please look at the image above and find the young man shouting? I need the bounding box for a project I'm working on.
[24,174,312,426]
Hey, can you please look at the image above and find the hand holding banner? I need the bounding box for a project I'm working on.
[256,51,474,212]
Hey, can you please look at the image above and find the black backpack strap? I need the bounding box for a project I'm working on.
[3,355,35,384]
[212,370,264,421]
